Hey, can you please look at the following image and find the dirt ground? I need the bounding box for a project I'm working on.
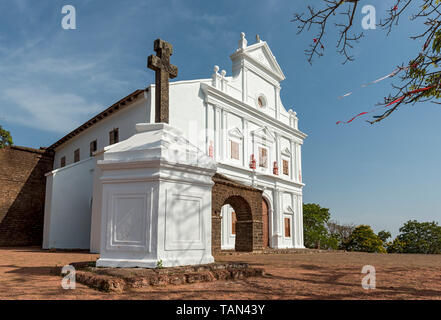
[0,247,440,300]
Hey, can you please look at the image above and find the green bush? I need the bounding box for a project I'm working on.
[345,225,386,253]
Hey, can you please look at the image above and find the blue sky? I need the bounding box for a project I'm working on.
[1,0,440,236]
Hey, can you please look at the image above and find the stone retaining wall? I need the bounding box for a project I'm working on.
[0,146,54,246]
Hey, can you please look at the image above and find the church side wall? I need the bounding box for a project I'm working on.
[0,146,54,246]
[42,158,95,249]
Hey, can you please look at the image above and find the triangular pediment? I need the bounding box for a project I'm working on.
[281,147,291,157]
[285,205,295,214]
[234,41,285,81]
[228,127,243,139]
[252,126,275,143]
[248,47,274,70]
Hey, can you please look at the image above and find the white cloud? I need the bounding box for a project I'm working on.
[23,58,98,74]
[0,36,136,134]
[3,86,101,133]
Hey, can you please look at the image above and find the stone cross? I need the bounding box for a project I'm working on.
[147,39,178,124]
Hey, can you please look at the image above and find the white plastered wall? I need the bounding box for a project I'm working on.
[43,158,95,249]
[220,204,236,250]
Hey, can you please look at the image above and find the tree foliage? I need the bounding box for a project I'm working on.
[0,125,13,148]
[377,230,392,243]
[303,203,338,249]
[345,225,386,253]
[386,238,407,253]
[292,0,441,123]
[387,220,441,253]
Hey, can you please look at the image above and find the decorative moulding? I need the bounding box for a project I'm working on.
[252,126,276,144]
[228,127,244,139]
[284,205,295,215]
[201,83,307,141]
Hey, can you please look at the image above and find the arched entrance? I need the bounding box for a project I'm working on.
[212,174,263,253]
[262,198,270,248]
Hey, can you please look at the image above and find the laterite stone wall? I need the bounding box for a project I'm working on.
[0,146,54,246]
[212,174,263,253]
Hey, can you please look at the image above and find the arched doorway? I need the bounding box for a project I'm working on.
[211,173,263,253]
[262,198,270,248]
[223,195,252,252]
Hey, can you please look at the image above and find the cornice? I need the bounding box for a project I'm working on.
[201,83,307,142]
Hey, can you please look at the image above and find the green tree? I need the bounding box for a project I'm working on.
[303,203,337,249]
[377,230,392,243]
[386,238,406,253]
[293,1,441,123]
[345,225,386,253]
[393,220,441,254]
[0,125,13,148]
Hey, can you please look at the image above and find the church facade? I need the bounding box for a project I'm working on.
[42,33,307,254]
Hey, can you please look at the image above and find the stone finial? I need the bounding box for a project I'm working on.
[256,34,261,43]
[214,65,219,73]
[221,70,226,77]
[288,109,299,129]
[238,32,247,50]
[288,109,297,117]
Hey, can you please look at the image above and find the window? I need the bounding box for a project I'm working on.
[90,140,97,156]
[284,217,291,238]
[283,159,289,176]
[228,128,243,162]
[230,141,240,160]
[60,156,66,168]
[74,149,80,163]
[109,128,119,145]
[258,147,268,168]
[231,211,237,235]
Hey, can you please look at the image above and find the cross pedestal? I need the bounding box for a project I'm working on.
[96,123,217,268]
[95,39,216,268]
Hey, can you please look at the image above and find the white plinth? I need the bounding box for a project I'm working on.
[96,123,217,268]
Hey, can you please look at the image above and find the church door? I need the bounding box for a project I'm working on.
[262,199,270,247]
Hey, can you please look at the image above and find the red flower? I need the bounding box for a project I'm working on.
[393,5,398,11]
[313,38,317,43]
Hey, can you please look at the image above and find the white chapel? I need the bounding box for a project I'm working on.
[42,33,307,265]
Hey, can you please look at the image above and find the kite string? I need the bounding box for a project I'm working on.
[338,61,421,100]
[336,85,435,125]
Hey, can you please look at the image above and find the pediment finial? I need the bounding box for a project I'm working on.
[256,34,261,43]
[238,32,247,50]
